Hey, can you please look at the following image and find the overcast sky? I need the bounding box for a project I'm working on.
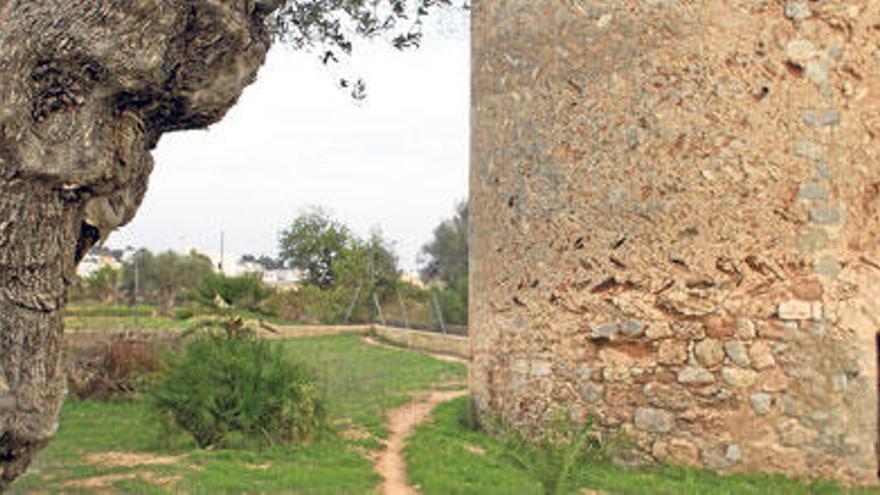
[106,16,469,274]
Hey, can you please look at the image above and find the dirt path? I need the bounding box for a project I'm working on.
[374,389,468,495]
[361,334,469,495]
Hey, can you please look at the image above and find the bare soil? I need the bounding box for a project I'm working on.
[84,451,185,468]
[63,471,182,490]
[374,389,468,495]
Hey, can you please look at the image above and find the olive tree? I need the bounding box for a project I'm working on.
[0,0,461,487]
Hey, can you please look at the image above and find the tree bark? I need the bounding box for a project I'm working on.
[0,1,276,488]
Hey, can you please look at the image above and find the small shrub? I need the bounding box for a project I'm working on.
[149,331,326,448]
[266,285,355,324]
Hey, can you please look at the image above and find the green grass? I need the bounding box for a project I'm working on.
[63,306,310,332]
[64,315,195,332]
[64,303,191,332]
[406,397,542,494]
[66,302,159,318]
[13,334,466,494]
[288,332,466,437]
[406,397,880,495]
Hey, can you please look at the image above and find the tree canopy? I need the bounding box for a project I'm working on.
[279,208,354,289]
[278,208,400,293]
[120,249,215,315]
[420,200,468,286]
[419,200,468,324]
[269,0,468,98]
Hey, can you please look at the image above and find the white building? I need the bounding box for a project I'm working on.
[76,253,122,278]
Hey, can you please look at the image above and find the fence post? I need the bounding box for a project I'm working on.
[373,293,386,326]
[431,290,446,334]
[343,284,362,325]
[396,288,410,328]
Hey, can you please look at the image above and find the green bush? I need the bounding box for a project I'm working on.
[433,277,468,326]
[149,332,326,448]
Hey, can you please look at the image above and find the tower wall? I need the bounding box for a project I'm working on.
[471,0,880,482]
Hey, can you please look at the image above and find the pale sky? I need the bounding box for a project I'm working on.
[106,16,469,274]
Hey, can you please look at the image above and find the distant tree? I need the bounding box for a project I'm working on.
[240,254,286,271]
[420,200,468,285]
[420,201,469,323]
[334,228,401,299]
[279,208,354,290]
[121,249,215,315]
[81,266,121,304]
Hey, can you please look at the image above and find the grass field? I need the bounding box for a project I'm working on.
[64,303,192,332]
[406,397,880,495]
[13,334,466,494]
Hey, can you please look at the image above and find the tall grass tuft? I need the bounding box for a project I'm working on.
[499,412,599,495]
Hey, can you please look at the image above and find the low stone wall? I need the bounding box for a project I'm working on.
[265,324,370,340]
[372,326,470,359]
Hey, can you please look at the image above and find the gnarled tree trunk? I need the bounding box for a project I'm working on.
[0,0,277,487]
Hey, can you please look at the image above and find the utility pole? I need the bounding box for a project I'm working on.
[133,251,140,330]
[368,237,375,326]
[219,230,225,274]
[133,253,139,306]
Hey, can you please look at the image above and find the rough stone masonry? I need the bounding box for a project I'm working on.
[471,0,880,484]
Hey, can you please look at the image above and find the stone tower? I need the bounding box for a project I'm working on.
[471,0,880,483]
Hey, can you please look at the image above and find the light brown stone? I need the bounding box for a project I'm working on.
[644,383,692,411]
[657,340,688,365]
[703,316,734,339]
[791,280,823,301]
[652,438,699,466]
[602,365,631,383]
[634,408,675,433]
[785,39,818,67]
[778,419,818,447]
[778,301,811,321]
[645,323,673,340]
[695,339,724,367]
[721,367,757,388]
[748,341,775,370]
[760,368,790,393]
[734,319,757,340]
[677,367,715,385]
